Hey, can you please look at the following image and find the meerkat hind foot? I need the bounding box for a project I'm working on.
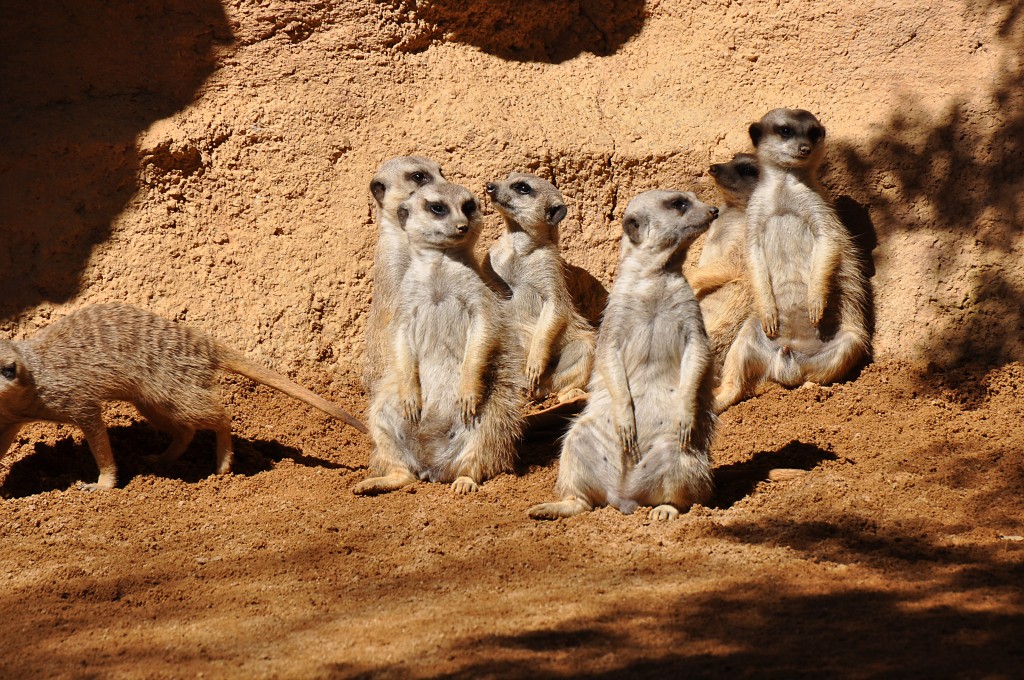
[76,479,115,492]
[353,471,415,496]
[528,498,591,520]
[649,504,680,521]
[451,476,480,494]
[557,388,587,404]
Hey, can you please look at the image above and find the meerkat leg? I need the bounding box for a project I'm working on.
[209,412,234,475]
[528,497,592,520]
[746,212,779,338]
[457,313,497,425]
[76,411,118,490]
[550,334,595,399]
[0,424,23,461]
[597,347,638,465]
[354,415,416,496]
[806,214,844,325]
[714,320,769,413]
[649,504,681,521]
[526,300,567,395]
[135,403,196,464]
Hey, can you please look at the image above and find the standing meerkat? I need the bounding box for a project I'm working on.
[0,304,367,490]
[714,108,870,412]
[687,153,759,370]
[363,156,448,393]
[529,190,719,521]
[355,183,525,496]
[484,172,595,401]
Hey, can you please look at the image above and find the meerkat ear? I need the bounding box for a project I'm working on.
[370,180,387,206]
[397,205,410,229]
[623,215,645,245]
[749,122,764,147]
[546,204,567,226]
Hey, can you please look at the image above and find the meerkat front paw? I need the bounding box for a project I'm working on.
[457,386,481,426]
[649,504,680,521]
[525,357,546,394]
[353,472,414,496]
[451,476,480,494]
[616,412,639,465]
[808,297,825,326]
[675,411,695,450]
[398,387,421,423]
[528,498,591,520]
[760,307,779,338]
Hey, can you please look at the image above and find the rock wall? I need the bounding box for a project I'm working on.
[2,0,1021,396]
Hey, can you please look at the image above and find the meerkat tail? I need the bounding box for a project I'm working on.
[798,327,870,385]
[218,350,368,434]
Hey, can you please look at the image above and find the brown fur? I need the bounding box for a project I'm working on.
[0,304,366,490]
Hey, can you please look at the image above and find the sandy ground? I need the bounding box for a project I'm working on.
[0,360,1021,678]
[2,0,1024,676]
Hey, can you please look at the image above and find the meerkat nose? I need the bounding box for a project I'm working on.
[485,183,497,194]
[709,207,719,218]
[798,144,811,156]
[456,224,469,234]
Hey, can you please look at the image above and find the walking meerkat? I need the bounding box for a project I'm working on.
[355,182,525,496]
[484,172,595,401]
[528,190,719,521]
[0,304,367,490]
[714,108,870,412]
[363,156,447,393]
[687,153,759,370]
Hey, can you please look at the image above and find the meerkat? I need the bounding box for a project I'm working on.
[687,153,759,370]
[528,190,719,521]
[362,156,448,393]
[483,172,595,401]
[0,304,367,490]
[714,108,870,412]
[355,182,525,496]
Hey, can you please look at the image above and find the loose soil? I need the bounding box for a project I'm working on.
[1,0,1023,677]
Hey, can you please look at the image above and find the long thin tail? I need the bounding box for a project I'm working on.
[219,349,368,434]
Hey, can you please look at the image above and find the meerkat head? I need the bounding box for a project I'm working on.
[369,156,447,223]
[485,173,567,243]
[748,108,826,170]
[397,183,482,251]
[0,341,34,409]
[708,153,760,208]
[621,190,718,263]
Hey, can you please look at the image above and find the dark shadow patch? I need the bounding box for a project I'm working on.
[711,440,838,509]
[386,0,646,64]
[0,0,232,319]
[0,420,346,498]
[565,262,610,328]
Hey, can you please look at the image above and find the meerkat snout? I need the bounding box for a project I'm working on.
[709,206,720,218]
[485,182,497,194]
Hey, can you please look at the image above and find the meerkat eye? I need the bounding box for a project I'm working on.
[461,200,477,217]
[427,202,448,216]
[512,182,532,195]
[670,198,690,212]
[808,126,824,143]
[409,171,429,185]
[1,363,15,380]
[739,164,759,177]
[778,125,794,139]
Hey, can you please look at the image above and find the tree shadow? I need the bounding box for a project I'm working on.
[711,440,838,509]
[826,1,1024,377]
[384,0,646,63]
[0,420,349,498]
[0,0,231,320]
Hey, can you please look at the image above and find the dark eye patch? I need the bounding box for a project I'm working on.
[808,126,824,143]
[1,363,15,380]
[428,202,448,217]
[408,170,430,185]
[461,200,477,218]
[511,182,532,195]
[669,198,690,212]
[777,125,794,139]
[738,164,759,178]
